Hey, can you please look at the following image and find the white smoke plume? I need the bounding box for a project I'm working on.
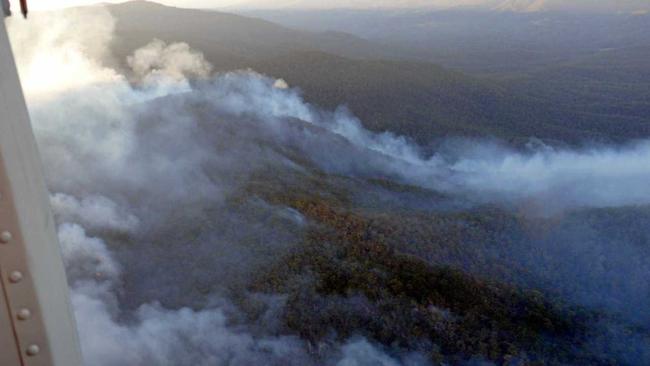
[10,9,650,215]
[167,63,650,214]
[128,38,212,81]
[51,194,140,232]
[7,8,424,366]
[58,223,121,284]
[210,82,650,212]
[6,4,650,365]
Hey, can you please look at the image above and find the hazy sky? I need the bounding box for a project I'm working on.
[26,0,650,11]
[28,0,458,10]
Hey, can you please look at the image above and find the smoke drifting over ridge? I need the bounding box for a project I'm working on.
[7,8,429,366]
[10,8,650,212]
[6,5,650,366]
[3,10,325,366]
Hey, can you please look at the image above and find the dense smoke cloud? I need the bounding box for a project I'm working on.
[6,5,650,365]
[7,9,416,366]
[11,9,650,212]
[186,70,650,214]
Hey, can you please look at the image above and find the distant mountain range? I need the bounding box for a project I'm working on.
[107,1,405,63]
[241,4,650,73]
[102,1,650,146]
[493,0,547,12]
[491,0,650,13]
[221,0,650,13]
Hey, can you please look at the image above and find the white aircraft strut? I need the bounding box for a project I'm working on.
[0,12,83,366]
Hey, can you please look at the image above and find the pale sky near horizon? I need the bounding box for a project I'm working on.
[28,0,220,10]
[25,0,650,11]
[28,0,461,10]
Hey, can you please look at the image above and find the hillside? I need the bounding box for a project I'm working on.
[102,1,650,145]
[245,51,615,144]
[15,3,650,364]
[107,0,405,67]
[242,9,650,73]
[506,45,650,139]
[221,0,650,13]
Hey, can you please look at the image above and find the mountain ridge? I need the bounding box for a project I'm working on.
[218,0,650,13]
[102,1,650,145]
